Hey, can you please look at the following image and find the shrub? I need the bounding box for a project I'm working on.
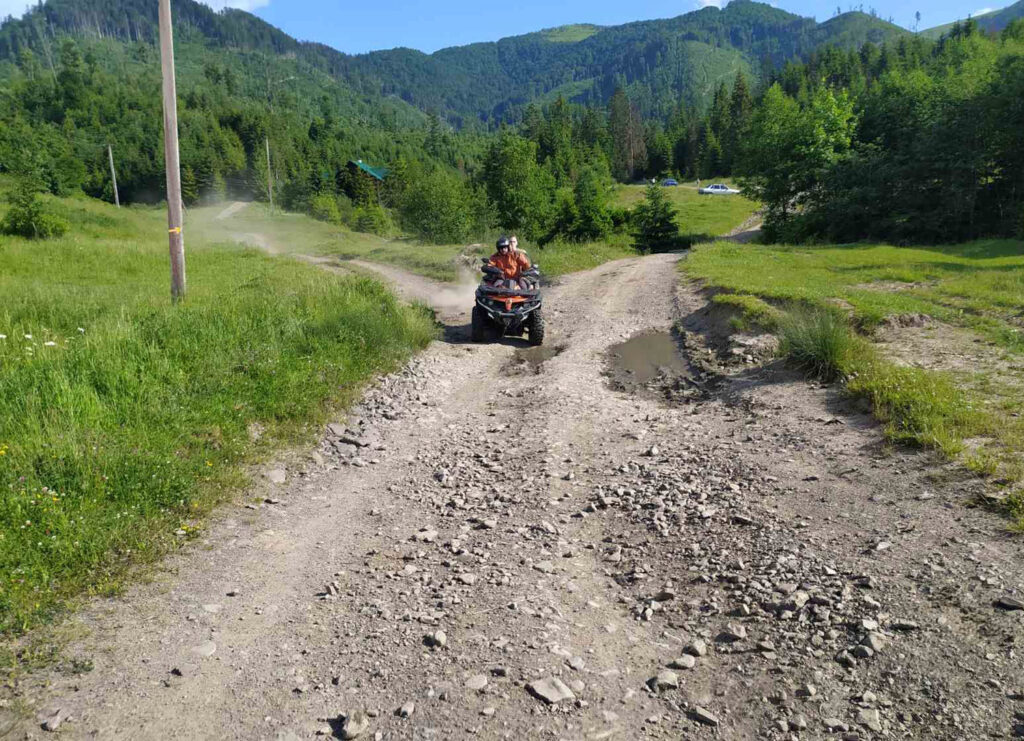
[354,204,393,236]
[0,178,69,239]
[399,170,473,243]
[609,206,632,229]
[778,307,857,381]
[310,193,342,224]
[631,183,679,253]
[337,193,356,226]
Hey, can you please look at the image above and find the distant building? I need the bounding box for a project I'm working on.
[347,159,389,182]
[344,159,389,204]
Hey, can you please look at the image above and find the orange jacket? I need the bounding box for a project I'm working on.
[488,249,531,279]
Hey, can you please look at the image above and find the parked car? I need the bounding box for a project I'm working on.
[699,183,741,195]
[661,178,679,187]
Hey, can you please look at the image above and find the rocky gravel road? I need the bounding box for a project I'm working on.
[3,252,1023,740]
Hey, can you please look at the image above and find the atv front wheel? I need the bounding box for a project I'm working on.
[526,308,545,346]
[471,306,487,342]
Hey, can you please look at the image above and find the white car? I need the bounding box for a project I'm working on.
[699,183,741,195]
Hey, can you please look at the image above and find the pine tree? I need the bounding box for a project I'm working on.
[708,82,731,140]
[382,156,409,208]
[608,88,646,182]
[698,129,723,179]
[482,130,554,240]
[644,125,672,178]
[180,166,199,207]
[724,73,753,173]
[522,103,544,145]
[632,183,678,253]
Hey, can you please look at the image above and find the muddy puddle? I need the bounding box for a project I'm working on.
[505,344,567,375]
[606,330,703,399]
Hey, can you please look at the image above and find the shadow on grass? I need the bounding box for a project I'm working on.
[645,234,719,252]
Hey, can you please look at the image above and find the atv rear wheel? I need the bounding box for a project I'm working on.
[471,305,487,342]
[526,308,545,346]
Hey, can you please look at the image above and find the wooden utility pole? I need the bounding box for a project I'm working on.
[159,0,186,302]
[107,144,120,208]
[265,136,274,214]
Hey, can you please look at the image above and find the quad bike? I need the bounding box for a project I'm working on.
[471,259,544,346]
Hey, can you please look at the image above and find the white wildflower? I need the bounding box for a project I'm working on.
[77,328,85,334]
[24,334,32,339]
[0,334,6,340]
[44,341,57,347]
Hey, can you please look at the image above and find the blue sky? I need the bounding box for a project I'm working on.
[250,0,1006,53]
[0,0,1009,53]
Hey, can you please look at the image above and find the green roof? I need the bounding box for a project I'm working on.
[349,160,389,181]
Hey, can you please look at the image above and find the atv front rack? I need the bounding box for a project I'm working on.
[477,285,540,299]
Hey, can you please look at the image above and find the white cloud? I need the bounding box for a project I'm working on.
[695,0,732,8]
[0,0,270,20]
[972,6,995,15]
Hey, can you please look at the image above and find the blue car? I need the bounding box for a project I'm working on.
[661,178,679,187]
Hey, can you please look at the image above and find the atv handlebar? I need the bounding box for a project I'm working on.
[477,285,540,298]
[480,265,540,277]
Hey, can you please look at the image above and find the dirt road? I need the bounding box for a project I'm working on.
[4,253,1023,740]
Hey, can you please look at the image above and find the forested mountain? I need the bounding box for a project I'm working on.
[923,1,1024,39]
[0,0,485,216]
[742,19,1024,243]
[0,0,905,127]
[336,1,905,123]
[9,0,1019,250]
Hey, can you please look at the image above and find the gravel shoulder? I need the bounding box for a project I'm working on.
[2,252,1023,740]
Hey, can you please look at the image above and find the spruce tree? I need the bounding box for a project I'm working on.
[632,183,679,253]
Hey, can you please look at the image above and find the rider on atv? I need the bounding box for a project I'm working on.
[488,235,532,289]
[474,235,544,345]
[488,235,529,279]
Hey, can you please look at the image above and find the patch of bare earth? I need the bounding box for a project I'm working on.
[722,214,763,244]
[852,281,938,294]
[874,315,1021,382]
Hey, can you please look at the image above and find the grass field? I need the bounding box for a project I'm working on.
[613,183,758,243]
[541,24,600,42]
[685,239,1024,520]
[687,240,1024,350]
[199,205,639,283]
[0,191,437,634]
[533,236,637,278]
[191,203,473,283]
[201,184,761,285]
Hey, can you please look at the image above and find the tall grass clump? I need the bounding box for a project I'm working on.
[776,306,986,456]
[0,208,437,634]
[845,355,985,456]
[778,307,858,382]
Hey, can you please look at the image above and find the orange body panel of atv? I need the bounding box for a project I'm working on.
[486,293,530,312]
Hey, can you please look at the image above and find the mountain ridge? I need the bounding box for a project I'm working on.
[921,0,1024,38]
[0,0,908,125]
